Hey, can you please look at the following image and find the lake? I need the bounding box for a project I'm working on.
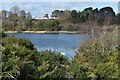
[7,33,91,59]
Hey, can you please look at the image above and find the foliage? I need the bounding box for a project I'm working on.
[63,23,81,31]
[52,6,118,26]
[1,34,70,80]
[24,19,33,28]
[32,50,70,79]
[1,6,119,32]
[34,20,60,31]
[1,6,32,31]
[70,28,119,79]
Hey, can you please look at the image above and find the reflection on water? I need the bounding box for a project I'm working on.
[8,33,90,59]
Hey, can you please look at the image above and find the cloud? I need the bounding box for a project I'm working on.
[7,2,37,12]
[24,5,37,11]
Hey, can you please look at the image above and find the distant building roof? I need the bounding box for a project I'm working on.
[34,17,59,20]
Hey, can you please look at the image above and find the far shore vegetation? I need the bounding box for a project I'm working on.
[1,6,120,33]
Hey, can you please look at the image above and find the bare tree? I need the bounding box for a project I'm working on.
[0,10,8,19]
[44,14,49,18]
[26,12,32,19]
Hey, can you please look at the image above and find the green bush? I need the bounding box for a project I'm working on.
[1,35,70,80]
[70,28,119,79]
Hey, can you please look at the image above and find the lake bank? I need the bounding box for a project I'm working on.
[4,31,90,34]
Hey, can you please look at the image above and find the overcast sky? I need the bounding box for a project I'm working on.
[0,2,119,18]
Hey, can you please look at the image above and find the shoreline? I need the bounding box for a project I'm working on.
[4,31,89,34]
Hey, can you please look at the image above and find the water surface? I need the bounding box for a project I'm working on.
[8,33,90,59]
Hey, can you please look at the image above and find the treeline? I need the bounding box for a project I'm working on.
[1,6,32,31]
[52,7,119,25]
[32,20,60,31]
[51,7,120,32]
[1,6,120,32]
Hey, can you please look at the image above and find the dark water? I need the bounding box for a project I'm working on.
[7,33,90,59]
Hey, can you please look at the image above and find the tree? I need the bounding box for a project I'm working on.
[1,36,36,80]
[8,6,21,30]
[117,13,120,25]
[26,12,32,19]
[7,11,12,19]
[83,7,93,20]
[70,10,78,23]
[90,8,99,20]
[32,50,70,79]
[24,19,33,30]
[33,21,44,31]
[59,10,71,23]
[19,10,26,20]
[99,7,116,26]
[10,6,20,14]
[18,10,26,31]
[99,7,115,16]
[44,14,49,18]
[1,35,70,80]
[43,20,53,31]
[51,10,60,18]
[70,28,118,78]
[0,10,8,19]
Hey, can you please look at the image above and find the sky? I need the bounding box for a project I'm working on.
[0,2,119,18]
